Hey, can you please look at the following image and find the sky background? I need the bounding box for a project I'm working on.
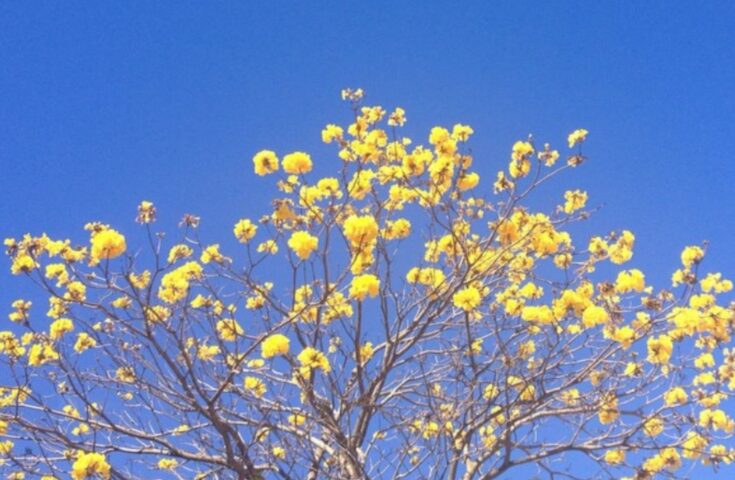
[1,1,734,478]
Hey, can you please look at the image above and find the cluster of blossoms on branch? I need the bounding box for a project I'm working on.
[1,88,734,479]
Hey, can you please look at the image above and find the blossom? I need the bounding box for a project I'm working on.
[71,452,111,480]
[582,305,609,328]
[563,190,588,214]
[253,150,279,175]
[349,274,380,301]
[681,245,704,268]
[74,333,97,353]
[567,128,589,148]
[388,108,407,127]
[136,200,156,224]
[216,319,243,341]
[261,334,290,358]
[90,229,126,260]
[643,416,664,437]
[157,458,178,470]
[457,172,480,191]
[321,124,344,143]
[49,318,74,340]
[244,377,267,397]
[663,387,688,406]
[298,347,331,373]
[453,286,482,312]
[200,244,227,264]
[343,215,379,248]
[615,269,646,293]
[647,334,673,365]
[604,449,625,465]
[233,218,257,243]
[28,343,59,366]
[288,231,319,260]
[282,151,313,174]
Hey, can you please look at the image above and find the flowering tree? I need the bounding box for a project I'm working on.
[2,89,735,480]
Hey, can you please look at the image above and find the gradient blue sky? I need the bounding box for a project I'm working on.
[0,2,734,477]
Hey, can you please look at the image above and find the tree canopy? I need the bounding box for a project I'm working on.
[2,89,734,479]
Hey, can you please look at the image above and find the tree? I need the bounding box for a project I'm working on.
[2,88,734,480]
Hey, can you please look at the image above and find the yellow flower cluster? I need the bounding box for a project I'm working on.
[71,452,111,480]
[261,334,290,358]
[349,274,380,301]
[90,228,126,261]
[288,231,319,260]
[158,261,203,304]
[298,347,331,374]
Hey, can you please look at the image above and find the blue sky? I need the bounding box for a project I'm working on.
[1,2,734,478]
[1,2,733,290]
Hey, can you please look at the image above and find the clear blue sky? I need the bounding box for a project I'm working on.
[1,2,733,289]
[1,2,734,477]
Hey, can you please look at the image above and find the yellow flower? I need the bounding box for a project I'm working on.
[561,389,580,406]
[647,334,673,365]
[256,240,278,254]
[157,458,178,470]
[359,342,375,364]
[288,413,307,426]
[598,393,619,424]
[483,384,499,400]
[28,343,59,366]
[216,319,243,341]
[604,449,625,465]
[298,347,331,373]
[116,367,136,383]
[74,333,97,353]
[343,215,379,248]
[136,200,156,224]
[388,107,407,127]
[457,172,480,191]
[8,299,32,323]
[129,270,151,289]
[288,231,319,260]
[272,446,286,459]
[261,334,290,358]
[609,230,635,264]
[253,150,279,176]
[681,245,704,268]
[349,274,380,301]
[643,416,664,437]
[511,141,534,162]
[567,128,589,148]
[244,377,267,397]
[452,123,473,141]
[615,269,646,293]
[0,440,12,455]
[682,431,708,459]
[663,387,688,406]
[71,452,111,480]
[233,218,257,243]
[659,447,681,471]
[90,229,126,260]
[453,286,482,312]
[321,124,344,143]
[282,151,313,174]
[582,305,609,328]
[197,344,220,361]
[10,252,38,274]
[200,244,226,264]
[611,326,636,349]
[563,189,587,214]
[167,244,193,263]
[49,318,74,340]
